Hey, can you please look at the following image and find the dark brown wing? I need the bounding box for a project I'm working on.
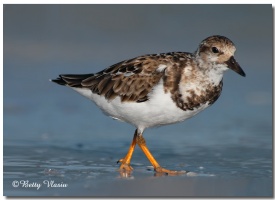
[81,55,166,102]
[51,52,190,103]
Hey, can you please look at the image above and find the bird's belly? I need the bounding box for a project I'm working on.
[72,85,210,131]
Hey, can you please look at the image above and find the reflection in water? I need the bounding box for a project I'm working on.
[118,170,134,179]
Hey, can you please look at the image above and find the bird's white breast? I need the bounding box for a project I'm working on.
[72,80,210,133]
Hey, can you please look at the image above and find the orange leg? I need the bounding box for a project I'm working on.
[136,133,186,175]
[118,131,137,172]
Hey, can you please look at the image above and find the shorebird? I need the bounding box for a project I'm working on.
[51,35,245,175]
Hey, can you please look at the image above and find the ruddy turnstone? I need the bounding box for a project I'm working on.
[51,35,245,175]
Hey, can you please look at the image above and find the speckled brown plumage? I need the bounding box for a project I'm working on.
[54,52,196,104]
[53,51,226,111]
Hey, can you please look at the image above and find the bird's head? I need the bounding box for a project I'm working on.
[195,35,246,77]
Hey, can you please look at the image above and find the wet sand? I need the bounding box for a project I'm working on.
[3,141,272,197]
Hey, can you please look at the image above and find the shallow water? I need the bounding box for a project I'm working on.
[3,4,273,197]
[4,140,272,196]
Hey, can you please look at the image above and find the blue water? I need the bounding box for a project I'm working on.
[3,4,273,197]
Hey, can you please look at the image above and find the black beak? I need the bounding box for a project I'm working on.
[226,56,246,77]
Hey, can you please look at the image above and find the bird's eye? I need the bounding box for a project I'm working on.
[212,47,219,53]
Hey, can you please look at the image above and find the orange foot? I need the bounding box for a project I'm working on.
[117,159,134,178]
[117,159,133,172]
[154,167,187,175]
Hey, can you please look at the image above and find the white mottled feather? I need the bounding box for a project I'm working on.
[156,64,168,72]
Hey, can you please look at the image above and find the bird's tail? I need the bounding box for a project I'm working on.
[50,74,94,87]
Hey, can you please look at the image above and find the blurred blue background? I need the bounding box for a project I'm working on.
[3,5,273,196]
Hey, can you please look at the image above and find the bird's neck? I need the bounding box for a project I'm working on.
[195,58,226,86]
